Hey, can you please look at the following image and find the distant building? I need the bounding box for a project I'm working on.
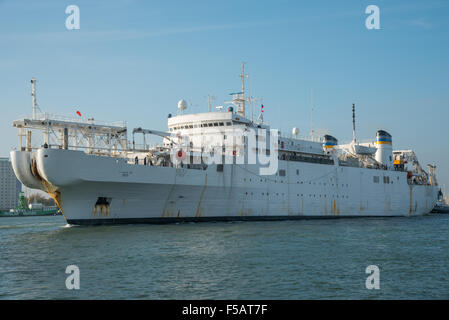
[0,158,22,210]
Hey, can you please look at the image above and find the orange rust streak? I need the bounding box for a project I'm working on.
[40,179,66,219]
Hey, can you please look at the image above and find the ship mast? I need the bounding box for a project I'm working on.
[352,103,356,144]
[238,62,246,117]
[31,78,37,120]
[310,88,314,139]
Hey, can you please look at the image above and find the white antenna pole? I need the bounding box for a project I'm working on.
[239,62,246,117]
[31,78,37,120]
[311,88,314,139]
[352,103,356,143]
[249,74,254,122]
[208,95,211,112]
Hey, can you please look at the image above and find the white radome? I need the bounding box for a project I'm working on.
[177,99,188,111]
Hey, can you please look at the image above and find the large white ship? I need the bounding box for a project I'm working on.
[10,71,440,225]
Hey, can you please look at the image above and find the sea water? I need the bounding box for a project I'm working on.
[1,214,448,299]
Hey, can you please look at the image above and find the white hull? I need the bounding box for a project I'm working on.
[10,148,439,225]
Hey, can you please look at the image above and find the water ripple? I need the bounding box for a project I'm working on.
[0,214,448,299]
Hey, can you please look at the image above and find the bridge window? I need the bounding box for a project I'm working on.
[373,176,379,183]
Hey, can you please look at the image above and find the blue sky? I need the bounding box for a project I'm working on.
[1,0,449,193]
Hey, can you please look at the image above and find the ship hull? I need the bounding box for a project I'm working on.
[11,148,439,225]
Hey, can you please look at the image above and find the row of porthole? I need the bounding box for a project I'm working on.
[242,178,350,188]
[169,121,233,131]
[303,194,349,199]
[302,182,349,187]
[244,192,349,199]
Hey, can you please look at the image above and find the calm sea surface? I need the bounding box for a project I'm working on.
[1,214,448,299]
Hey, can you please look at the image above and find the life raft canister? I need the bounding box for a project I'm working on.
[176,149,186,160]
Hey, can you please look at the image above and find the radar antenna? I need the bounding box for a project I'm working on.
[352,103,356,144]
[207,95,216,112]
[239,62,246,116]
[228,63,248,117]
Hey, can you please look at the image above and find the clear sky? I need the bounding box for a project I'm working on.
[1,0,448,194]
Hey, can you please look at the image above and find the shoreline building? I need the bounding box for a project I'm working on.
[0,158,22,210]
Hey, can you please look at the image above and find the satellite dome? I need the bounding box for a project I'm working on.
[177,99,188,111]
[292,127,299,136]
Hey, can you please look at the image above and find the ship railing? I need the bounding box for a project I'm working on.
[17,112,127,128]
[126,157,208,170]
[337,139,377,147]
[279,132,324,142]
[131,143,167,151]
[12,144,130,160]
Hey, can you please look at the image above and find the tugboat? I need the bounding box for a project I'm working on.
[0,192,60,217]
[431,190,449,214]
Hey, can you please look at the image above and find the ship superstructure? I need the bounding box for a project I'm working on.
[10,71,439,225]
